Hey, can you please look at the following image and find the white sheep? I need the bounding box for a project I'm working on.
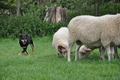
[67,14,120,61]
[52,27,69,57]
[76,40,105,60]
[77,45,106,60]
[78,45,92,59]
[78,45,120,60]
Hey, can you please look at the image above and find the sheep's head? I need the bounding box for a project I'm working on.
[79,45,92,59]
[58,45,68,57]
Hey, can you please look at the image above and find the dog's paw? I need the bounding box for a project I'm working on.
[18,52,22,55]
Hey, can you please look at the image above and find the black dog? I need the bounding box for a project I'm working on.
[18,34,34,55]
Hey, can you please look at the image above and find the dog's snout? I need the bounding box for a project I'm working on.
[21,39,24,42]
[24,39,27,42]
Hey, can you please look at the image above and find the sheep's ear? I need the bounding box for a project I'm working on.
[86,48,91,52]
[58,45,65,53]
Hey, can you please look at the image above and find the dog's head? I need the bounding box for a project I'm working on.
[19,34,28,45]
[58,45,68,57]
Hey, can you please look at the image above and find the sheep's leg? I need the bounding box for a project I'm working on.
[68,43,74,62]
[105,45,112,61]
[75,45,81,61]
[99,47,105,60]
[111,46,115,59]
[68,47,71,62]
[114,46,120,58]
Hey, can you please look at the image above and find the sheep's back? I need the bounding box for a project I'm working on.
[68,14,120,47]
[68,16,101,44]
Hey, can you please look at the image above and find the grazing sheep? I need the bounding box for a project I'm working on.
[78,45,92,59]
[78,45,120,60]
[52,27,69,57]
[76,40,105,60]
[77,45,106,60]
[67,14,120,61]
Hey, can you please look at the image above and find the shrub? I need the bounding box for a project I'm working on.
[0,15,68,38]
[99,1,120,15]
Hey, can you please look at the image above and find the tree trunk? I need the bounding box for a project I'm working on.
[44,5,67,23]
[37,0,44,5]
[16,0,21,16]
[96,3,98,16]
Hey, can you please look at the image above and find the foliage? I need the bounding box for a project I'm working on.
[99,0,120,15]
[59,0,120,21]
[0,15,67,38]
[0,0,16,9]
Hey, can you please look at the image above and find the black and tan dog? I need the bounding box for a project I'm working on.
[18,34,34,55]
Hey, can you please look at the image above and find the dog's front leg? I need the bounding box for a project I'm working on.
[25,51,30,55]
[23,47,30,55]
[18,48,26,55]
[18,47,30,55]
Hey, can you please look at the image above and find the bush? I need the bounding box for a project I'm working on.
[99,1,120,15]
[0,15,68,38]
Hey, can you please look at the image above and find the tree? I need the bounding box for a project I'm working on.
[44,5,67,23]
[16,0,21,16]
[36,0,44,5]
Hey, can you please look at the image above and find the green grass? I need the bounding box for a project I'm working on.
[0,36,120,80]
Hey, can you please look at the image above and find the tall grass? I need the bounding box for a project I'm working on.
[0,36,120,80]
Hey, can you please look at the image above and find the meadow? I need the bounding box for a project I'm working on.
[0,36,120,80]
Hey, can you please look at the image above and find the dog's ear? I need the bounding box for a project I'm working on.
[25,34,28,37]
[19,33,22,37]
[58,45,65,53]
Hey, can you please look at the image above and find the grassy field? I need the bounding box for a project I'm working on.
[0,36,120,80]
